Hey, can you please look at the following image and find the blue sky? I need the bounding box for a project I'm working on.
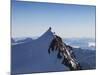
[12,1,96,38]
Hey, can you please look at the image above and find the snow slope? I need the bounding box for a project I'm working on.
[11,29,96,74]
[73,48,96,70]
[11,29,67,74]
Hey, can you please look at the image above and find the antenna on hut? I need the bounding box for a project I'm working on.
[48,27,52,32]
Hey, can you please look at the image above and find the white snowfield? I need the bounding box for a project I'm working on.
[11,29,96,74]
[88,42,95,47]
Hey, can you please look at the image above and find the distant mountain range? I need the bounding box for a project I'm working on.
[11,28,96,74]
[12,37,95,50]
[63,38,95,50]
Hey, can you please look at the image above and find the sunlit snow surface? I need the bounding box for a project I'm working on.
[11,30,96,74]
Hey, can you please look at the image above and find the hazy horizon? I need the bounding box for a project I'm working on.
[12,1,96,38]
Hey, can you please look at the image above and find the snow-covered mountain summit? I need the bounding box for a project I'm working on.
[11,28,67,74]
[11,28,96,74]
